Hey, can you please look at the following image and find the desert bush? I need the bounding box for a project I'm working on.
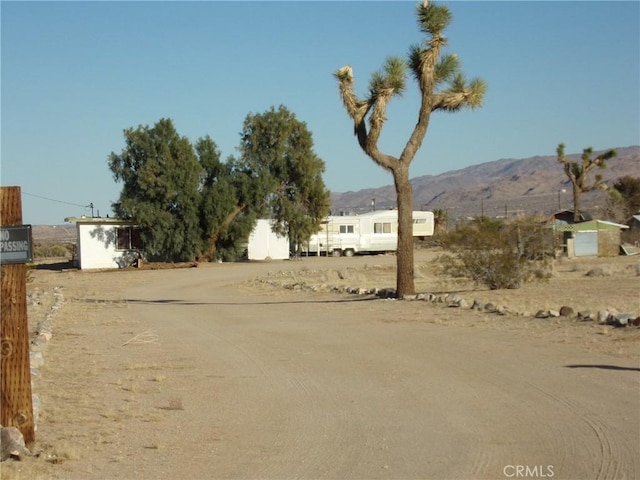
[33,242,73,258]
[435,217,552,290]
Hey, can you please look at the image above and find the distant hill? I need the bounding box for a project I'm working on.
[330,146,639,221]
[33,146,639,243]
[32,225,77,244]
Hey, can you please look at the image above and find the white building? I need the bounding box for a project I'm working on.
[246,219,290,260]
[65,217,143,270]
[66,217,290,269]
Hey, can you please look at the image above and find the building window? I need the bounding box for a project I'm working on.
[339,225,355,234]
[116,227,143,250]
[374,222,392,234]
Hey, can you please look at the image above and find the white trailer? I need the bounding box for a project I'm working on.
[302,210,434,257]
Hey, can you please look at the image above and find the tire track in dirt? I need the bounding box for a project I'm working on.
[524,382,628,480]
[464,355,636,480]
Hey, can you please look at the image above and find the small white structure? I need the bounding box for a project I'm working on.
[247,219,290,260]
[302,210,434,257]
[65,217,143,270]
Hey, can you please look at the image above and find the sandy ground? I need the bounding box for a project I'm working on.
[2,249,639,480]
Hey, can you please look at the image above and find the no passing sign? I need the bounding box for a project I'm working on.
[0,225,33,264]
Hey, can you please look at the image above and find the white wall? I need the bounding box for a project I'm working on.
[247,220,290,260]
[76,222,139,270]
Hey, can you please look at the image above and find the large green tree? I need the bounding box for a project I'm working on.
[334,1,486,297]
[109,110,329,263]
[108,118,203,262]
[237,105,331,254]
[556,143,617,222]
[196,136,260,261]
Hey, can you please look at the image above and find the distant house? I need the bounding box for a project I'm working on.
[547,209,592,225]
[64,217,143,270]
[553,219,629,257]
[627,214,640,230]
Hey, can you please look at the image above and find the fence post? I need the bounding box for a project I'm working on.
[0,186,35,445]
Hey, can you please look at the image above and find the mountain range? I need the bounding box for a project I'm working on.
[330,146,639,221]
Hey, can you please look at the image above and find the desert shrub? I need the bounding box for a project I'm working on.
[33,242,73,258]
[435,217,552,290]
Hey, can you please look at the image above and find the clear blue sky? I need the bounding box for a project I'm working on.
[2,1,639,225]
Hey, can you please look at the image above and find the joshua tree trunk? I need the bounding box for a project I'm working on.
[572,184,582,222]
[394,165,415,296]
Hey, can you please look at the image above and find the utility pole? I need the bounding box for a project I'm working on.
[1,186,35,446]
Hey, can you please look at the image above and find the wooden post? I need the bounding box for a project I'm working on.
[0,186,35,445]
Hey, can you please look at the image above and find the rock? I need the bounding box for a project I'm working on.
[597,310,610,324]
[585,267,610,277]
[484,303,496,313]
[376,288,396,299]
[29,351,44,369]
[1,426,32,461]
[32,395,41,430]
[577,311,593,321]
[559,306,574,317]
[609,313,635,327]
[471,300,485,311]
[549,310,561,318]
[535,310,550,319]
[447,294,462,306]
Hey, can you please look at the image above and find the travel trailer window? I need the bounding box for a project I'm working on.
[339,225,355,234]
[374,222,392,234]
[413,218,427,224]
[116,227,143,250]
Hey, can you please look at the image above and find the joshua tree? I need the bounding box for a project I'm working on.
[556,143,617,222]
[334,1,486,296]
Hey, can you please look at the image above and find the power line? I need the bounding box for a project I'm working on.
[22,191,91,209]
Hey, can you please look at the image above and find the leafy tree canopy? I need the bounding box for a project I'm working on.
[238,105,331,253]
[108,109,330,262]
[108,118,203,262]
[609,175,640,218]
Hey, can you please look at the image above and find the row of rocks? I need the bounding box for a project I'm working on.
[29,286,65,434]
[532,306,640,327]
[258,277,640,328]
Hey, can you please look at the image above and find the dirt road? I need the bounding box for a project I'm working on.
[8,254,640,480]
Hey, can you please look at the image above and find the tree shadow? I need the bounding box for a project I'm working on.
[565,364,640,372]
[114,296,381,306]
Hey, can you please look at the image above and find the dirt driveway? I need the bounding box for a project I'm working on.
[4,251,639,480]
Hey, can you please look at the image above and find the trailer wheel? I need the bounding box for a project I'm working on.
[343,248,355,257]
[332,249,342,257]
